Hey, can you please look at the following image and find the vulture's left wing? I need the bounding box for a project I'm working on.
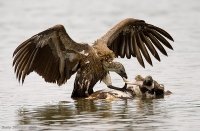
[100,18,174,68]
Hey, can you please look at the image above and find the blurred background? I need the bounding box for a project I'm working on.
[0,0,200,130]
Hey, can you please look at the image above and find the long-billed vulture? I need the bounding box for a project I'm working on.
[12,18,174,97]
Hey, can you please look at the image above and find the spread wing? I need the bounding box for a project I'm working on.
[13,24,90,86]
[100,18,174,68]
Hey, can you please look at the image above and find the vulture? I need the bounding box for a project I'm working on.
[12,18,174,97]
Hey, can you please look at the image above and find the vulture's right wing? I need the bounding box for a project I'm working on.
[13,24,90,86]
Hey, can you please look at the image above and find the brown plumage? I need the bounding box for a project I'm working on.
[13,18,174,97]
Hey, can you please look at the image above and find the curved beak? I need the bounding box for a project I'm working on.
[117,72,128,79]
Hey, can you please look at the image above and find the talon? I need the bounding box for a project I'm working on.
[123,83,127,89]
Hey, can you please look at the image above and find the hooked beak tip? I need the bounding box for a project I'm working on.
[117,72,128,79]
[124,74,128,79]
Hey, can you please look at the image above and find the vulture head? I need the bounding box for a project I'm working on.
[102,61,127,79]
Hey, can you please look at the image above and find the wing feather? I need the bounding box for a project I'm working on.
[13,24,90,85]
[113,39,119,57]
[139,33,160,61]
[136,33,152,66]
[148,25,174,42]
[16,43,36,81]
[120,35,126,58]
[125,32,131,59]
[133,35,144,67]
[21,46,38,83]
[147,28,173,50]
[144,31,168,56]
[13,37,35,56]
[130,34,136,57]
[101,18,174,67]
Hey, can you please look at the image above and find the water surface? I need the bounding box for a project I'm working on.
[1,0,200,130]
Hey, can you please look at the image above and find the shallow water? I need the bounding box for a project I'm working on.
[1,0,200,130]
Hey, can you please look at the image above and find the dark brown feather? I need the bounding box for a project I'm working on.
[14,49,27,73]
[13,42,32,68]
[33,44,61,84]
[148,29,173,50]
[125,33,131,59]
[133,35,145,68]
[130,34,136,57]
[100,18,174,68]
[13,37,35,56]
[139,33,161,61]
[27,47,40,75]
[13,24,90,85]
[144,31,168,56]
[18,47,37,82]
[22,45,38,83]
[16,43,35,80]
[113,39,119,57]
[149,25,174,41]
[136,33,152,66]
[120,34,126,58]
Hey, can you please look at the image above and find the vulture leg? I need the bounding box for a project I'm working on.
[102,73,127,92]
[71,66,102,97]
[72,72,94,97]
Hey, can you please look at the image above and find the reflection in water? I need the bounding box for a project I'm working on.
[17,97,166,130]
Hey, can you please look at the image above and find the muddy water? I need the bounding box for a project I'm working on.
[1,0,200,130]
